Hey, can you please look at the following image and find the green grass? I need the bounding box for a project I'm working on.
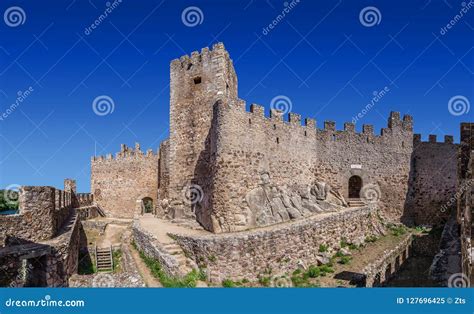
[132,241,205,288]
[113,249,122,273]
[390,225,407,237]
[221,278,249,288]
[289,264,333,287]
[338,255,352,265]
[258,275,272,287]
[318,244,328,253]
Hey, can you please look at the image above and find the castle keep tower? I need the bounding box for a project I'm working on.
[167,43,238,221]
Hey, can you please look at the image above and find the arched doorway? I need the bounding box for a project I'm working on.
[348,175,362,198]
[142,197,154,214]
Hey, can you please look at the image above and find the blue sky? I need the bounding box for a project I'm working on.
[0,0,473,192]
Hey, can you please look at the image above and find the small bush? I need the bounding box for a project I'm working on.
[222,279,237,288]
[318,265,334,275]
[318,244,328,253]
[307,266,321,278]
[340,238,349,248]
[390,225,407,237]
[338,256,352,265]
[258,276,271,287]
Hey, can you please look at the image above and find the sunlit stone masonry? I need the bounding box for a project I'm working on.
[1,43,471,286]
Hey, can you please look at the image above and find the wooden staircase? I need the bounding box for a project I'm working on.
[348,199,366,208]
[96,245,113,272]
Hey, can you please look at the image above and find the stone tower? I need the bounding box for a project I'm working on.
[167,43,238,222]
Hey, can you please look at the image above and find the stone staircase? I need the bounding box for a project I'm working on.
[348,199,366,208]
[96,246,113,272]
[161,242,195,274]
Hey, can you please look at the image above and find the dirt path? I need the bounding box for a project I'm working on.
[127,241,162,287]
[97,224,127,248]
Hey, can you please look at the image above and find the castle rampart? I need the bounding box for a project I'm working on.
[405,134,459,225]
[207,99,413,232]
[91,143,159,218]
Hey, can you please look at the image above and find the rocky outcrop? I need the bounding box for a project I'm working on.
[245,178,347,228]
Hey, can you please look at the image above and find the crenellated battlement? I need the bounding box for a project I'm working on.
[230,99,413,145]
[170,42,229,70]
[91,143,158,163]
[413,134,456,144]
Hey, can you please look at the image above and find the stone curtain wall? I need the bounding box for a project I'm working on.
[76,193,94,207]
[458,123,473,283]
[158,139,170,202]
[167,43,238,221]
[91,143,159,218]
[0,186,75,247]
[407,135,458,226]
[208,99,413,232]
[173,207,384,283]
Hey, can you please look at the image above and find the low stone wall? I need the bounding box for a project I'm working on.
[0,186,75,247]
[172,207,384,282]
[362,233,413,287]
[77,205,101,221]
[132,221,183,277]
[45,211,81,287]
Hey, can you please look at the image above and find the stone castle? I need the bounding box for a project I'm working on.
[1,43,472,287]
[92,43,457,231]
